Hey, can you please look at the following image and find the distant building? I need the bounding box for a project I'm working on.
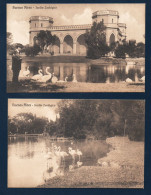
[29,10,126,55]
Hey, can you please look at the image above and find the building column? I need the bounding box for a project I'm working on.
[60,42,63,54]
[73,42,77,55]
[59,66,64,80]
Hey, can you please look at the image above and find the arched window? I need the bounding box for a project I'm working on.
[35,23,36,27]
[112,19,113,23]
[63,35,73,54]
[41,23,43,27]
[109,33,115,46]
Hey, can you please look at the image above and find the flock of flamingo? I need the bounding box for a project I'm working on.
[20,66,77,83]
[44,144,83,166]
[43,143,83,182]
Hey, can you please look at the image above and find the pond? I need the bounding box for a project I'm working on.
[7,61,145,83]
[8,136,110,188]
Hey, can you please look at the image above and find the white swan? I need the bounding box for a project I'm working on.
[140,76,145,82]
[31,69,43,81]
[57,77,68,83]
[125,78,133,83]
[72,74,77,83]
[51,73,58,83]
[23,66,30,77]
[38,67,52,82]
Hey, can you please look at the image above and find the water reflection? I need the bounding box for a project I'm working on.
[18,62,145,83]
[8,136,110,187]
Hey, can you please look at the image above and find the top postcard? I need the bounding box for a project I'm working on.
[7,4,145,93]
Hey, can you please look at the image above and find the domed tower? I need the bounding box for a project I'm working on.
[92,10,123,45]
[29,16,53,46]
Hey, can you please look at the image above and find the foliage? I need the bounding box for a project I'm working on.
[8,100,145,141]
[115,41,145,58]
[135,42,145,58]
[52,100,144,141]
[25,45,41,56]
[8,113,48,134]
[115,44,126,58]
[7,32,13,50]
[84,22,110,59]
[36,30,57,52]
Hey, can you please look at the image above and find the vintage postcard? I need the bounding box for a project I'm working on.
[7,4,145,93]
[8,99,144,188]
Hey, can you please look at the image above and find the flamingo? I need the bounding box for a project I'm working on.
[31,69,43,81]
[55,146,68,159]
[57,76,68,83]
[72,74,77,83]
[77,161,83,167]
[76,149,82,161]
[23,66,30,77]
[68,147,77,161]
[125,78,133,83]
[44,150,53,169]
[51,73,58,83]
[69,165,74,171]
[38,67,52,82]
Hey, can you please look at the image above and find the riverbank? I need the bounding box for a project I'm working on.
[7,80,145,93]
[7,55,145,92]
[38,136,144,188]
[7,54,145,65]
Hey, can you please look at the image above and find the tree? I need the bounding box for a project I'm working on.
[54,100,145,141]
[84,22,110,59]
[36,30,57,52]
[10,113,48,134]
[115,44,127,58]
[25,45,41,57]
[135,42,145,58]
[7,32,13,49]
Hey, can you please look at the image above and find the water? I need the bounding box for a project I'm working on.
[8,136,110,187]
[10,62,144,83]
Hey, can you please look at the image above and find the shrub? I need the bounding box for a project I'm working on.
[25,45,41,57]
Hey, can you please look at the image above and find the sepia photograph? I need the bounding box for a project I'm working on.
[7,4,145,93]
[8,99,145,188]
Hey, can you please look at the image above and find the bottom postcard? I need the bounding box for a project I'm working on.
[8,99,144,188]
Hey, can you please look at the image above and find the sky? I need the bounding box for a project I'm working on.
[8,99,61,121]
[7,4,145,45]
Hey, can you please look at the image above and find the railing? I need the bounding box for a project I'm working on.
[49,24,92,30]
[29,16,53,22]
[92,10,119,17]
[118,23,126,28]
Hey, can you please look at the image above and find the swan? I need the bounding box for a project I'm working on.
[57,77,68,83]
[44,151,52,160]
[38,67,52,82]
[72,74,77,83]
[31,69,43,81]
[125,78,133,83]
[51,73,58,83]
[140,76,145,82]
[23,66,30,77]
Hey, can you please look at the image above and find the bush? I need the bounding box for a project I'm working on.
[115,45,126,59]
[25,45,41,57]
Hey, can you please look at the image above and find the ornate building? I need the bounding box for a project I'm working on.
[29,10,126,55]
